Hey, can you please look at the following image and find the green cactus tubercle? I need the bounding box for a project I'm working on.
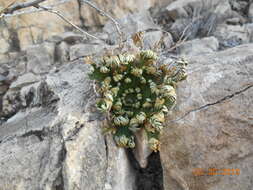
[89,50,187,152]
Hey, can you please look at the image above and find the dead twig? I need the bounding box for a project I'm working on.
[4,0,46,14]
[37,5,101,41]
[81,0,123,42]
[0,0,17,15]
[167,19,197,52]
[2,0,76,17]
[1,0,102,41]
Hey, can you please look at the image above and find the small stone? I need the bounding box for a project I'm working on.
[10,73,40,89]
[248,3,253,22]
[143,31,163,49]
[56,41,69,63]
[178,36,219,56]
[69,44,106,61]
[60,32,84,44]
[0,38,10,54]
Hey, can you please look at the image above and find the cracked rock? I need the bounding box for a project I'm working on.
[161,44,253,190]
[0,61,137,190]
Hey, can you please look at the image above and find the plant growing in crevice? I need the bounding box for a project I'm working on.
[89,50,187,152]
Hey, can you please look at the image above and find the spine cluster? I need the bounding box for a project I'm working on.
[89,50,187,152]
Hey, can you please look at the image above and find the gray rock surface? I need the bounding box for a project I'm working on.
[161,44,253,190]
[214,24,251,48]
[178,36,219,56]
[26,43,55,74]
[56,41,70,63]
[166,0,232,20]
[0,62,136,190]
[142,30,163,49]
[133,129,153,168]
[248,2,253,22]
[69,43,107,61]
[0,38,10,54]
[9,73,40,90]
[103,11,159,44]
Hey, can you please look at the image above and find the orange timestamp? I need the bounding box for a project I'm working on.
[192,168,240,176]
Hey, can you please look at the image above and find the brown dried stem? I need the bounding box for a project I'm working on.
[81,0,123,43]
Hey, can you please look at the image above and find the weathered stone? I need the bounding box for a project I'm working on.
[0,108,62,190]
[0,0,169,50]
[225,17,243,25]
[178,36,219,56]
[0,54,9,64]
[9,73,40,90]
[63,118,107,190]
[69,43,106,61]
[104,134,136,190]
[56,41,70,63]
[103,11,159,44]
[0,38,10,54]
[161,44,253,190]
[80,0,159,28]
[248,2,253,22]
[16,27,41,51]
[59,32,85,44]
[26,42,55,74]
[0,85,8,95]
[133,129,153,168]
[0,74,7,83]
[214,24,251,48]
[163,32,174,49]
[2,0,81,50]
[143,30,163,49]
[230,0,248,13]
[246,23,253,42]
[0,61,137,190]
[166,0,232,20]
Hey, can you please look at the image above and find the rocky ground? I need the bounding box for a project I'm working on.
[0,0,253,190]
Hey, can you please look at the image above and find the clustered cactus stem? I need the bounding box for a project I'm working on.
[89,50,187,152]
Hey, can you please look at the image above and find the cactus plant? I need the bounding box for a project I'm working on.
[89,50,187,152]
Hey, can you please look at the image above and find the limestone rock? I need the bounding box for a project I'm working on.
[248,2,253,22]
[0,0,166,50]
[9,73,40,90]
[0,61,137,190]
[59,32,85,44]
[0,54,9,64]
[214,24,251,48]
[69,43,107,61]
[0,85,8,95]
[0,108,62,190]
[2,0,81,50]
[104,135,136,190]
[26,42,55,74]
[230,0,248,13]
[133,129,153,168]
[161,44,253,190]
[166,0,232,20]
[63,119,108,190]
[163,32,174,49]
[103,11,159,44]
[0,38,10,54]
[178,36,219,56]
[143,30,163,49]
[56,41,70,63]
[80,0,159,28]
[246,23,253,42]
